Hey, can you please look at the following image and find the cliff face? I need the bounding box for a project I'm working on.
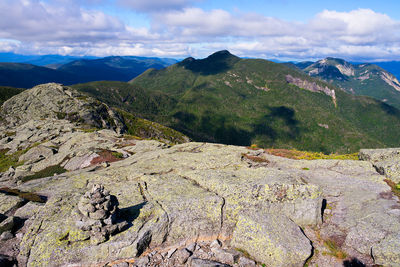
[285,74,337,106]
[299,57,400,109]
[0,83,399,267]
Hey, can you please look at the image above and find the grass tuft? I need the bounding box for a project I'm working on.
[384,179,400,200]
[322,240,347,259]
[21,165,67,183]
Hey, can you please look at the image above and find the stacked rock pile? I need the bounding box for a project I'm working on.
[76,184,128,244]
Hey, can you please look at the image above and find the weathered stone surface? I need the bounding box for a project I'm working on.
[0,193,24,214]
[7,142,398,266]
[13,202,42,219]
[190,258,230,267]
[0,83,126,133]
[0,230,14,241]
[373,233,400,266]
[232,211,312,267]
[238,257,256,267]
[0,139,397,267]
[360,148,400,182]
[173,248,192,264]
[19,145,55,163]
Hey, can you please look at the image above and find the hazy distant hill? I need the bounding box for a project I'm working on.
[58,56,177,82]
[0,63,84,88]
[297,58,400,109]
[0,52,97,66]
[74,50,400,153]
[0,56,178,88]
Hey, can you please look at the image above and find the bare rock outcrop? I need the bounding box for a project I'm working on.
[0,141,394,267]
[359,148,400,182]
[286,74,337,106]
[0,83,126,133]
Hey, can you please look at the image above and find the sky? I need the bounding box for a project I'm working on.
[0,0,400,61]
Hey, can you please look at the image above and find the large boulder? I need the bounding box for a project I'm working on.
[359,148,400,182]
[0,83,126,133]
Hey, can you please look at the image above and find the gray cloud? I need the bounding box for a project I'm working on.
[117,0,194,12]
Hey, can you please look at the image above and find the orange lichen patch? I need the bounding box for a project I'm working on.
[265,149,304,159]
[90,150,124,165]
[241,153,270,163]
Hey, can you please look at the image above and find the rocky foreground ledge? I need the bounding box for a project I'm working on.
[0,140,399,266]
[0,83,399,266]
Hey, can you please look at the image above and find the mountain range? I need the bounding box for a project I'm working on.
[0,55,178,88]
[295,58,400,109]
[71,50,400,154]
[1,50,400,153]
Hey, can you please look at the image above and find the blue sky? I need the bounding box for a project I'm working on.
[1,0,400,61]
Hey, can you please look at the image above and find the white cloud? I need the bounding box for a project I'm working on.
[155,8,294,38]
[0,0,399,61]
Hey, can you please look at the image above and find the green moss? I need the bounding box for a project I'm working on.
[76,95,89,101]
[56,112,67,119]
[111,151,124,159]
[0,148,29,172]
[115,108,188,144]
[21,165,67,183]
[76,126,100,133]
[5,131,16,137]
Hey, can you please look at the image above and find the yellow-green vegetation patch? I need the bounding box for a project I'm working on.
[0,148,25,172]
[116,108,188,144]
[0,142,45,172]
[111,151,124,159]
[384,179,400,201]
[322,239,347,259]
[5,131,16,136]
[21,165,67,183]
[77,127,100,133]
[265,148,359,160]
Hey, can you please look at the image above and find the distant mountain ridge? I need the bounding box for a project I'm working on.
[0,52,97,67]
[296,57,400,109]
[0,55,178,88]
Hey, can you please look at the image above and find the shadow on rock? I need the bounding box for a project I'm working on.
[118,201,147,228]
[343,258,366,267]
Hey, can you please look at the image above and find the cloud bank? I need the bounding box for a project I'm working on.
[0,0,399,61]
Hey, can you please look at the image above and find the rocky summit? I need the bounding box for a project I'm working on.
[0,83,399,267]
